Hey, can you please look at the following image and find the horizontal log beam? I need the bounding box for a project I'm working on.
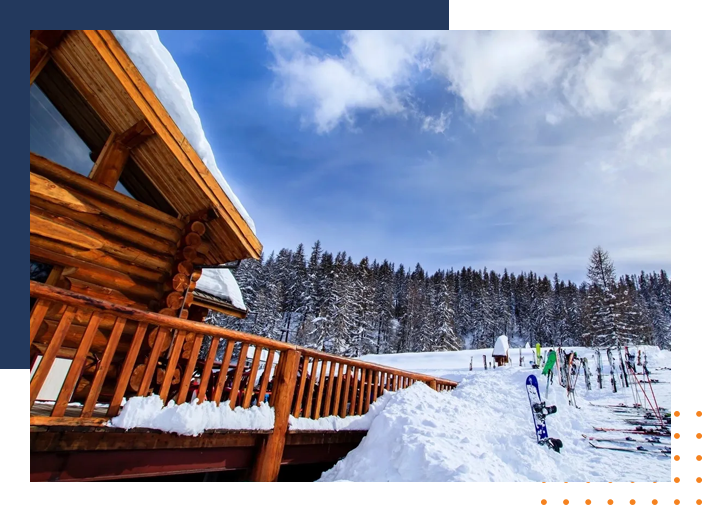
[30,416,107,427]
[31,245,161,302]
[35,319,132,357]
[31,152,184,230]
[31,197,177,256]
[30,235,166,283]
[30,172,100,214]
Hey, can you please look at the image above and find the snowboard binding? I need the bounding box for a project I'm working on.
[533,402,557,421]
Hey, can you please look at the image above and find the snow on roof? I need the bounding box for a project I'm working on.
[195,268,246,313]
[111,30,256,234]
[492,335,509,356]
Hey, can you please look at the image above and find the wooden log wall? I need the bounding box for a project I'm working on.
[29,153,224,404]
[127,217,210,401]
[30,281,458,423]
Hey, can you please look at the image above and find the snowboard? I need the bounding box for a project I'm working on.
[526,374,562,453]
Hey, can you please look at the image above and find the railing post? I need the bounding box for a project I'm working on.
[428,379,437,391]
[250,349,301,482]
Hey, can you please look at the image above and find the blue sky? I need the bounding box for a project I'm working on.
[156,30,671,283]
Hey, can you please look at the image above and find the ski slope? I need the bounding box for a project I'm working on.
[318,345,670,482]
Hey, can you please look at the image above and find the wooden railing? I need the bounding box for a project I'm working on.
[30,280,457,425]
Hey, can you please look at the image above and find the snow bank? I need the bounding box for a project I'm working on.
[108,395,274,435]
[288,390,395,431]
[320,346,670,482]
[493,334,509,356]
[111,31,256,234]
[196,268,246,312]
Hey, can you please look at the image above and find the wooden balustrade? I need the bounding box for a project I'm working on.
[29,280,458,427]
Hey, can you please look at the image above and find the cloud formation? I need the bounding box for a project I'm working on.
[265,30,670,147]
[247,31,671,281]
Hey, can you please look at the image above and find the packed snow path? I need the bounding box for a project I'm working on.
[319,346,670,482]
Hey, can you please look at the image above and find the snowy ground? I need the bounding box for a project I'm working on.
[317,345,670,482]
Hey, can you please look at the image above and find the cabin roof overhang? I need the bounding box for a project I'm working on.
[192,291,248,319]
[44,30,262,265]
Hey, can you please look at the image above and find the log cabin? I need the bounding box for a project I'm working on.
[29,30,458,482]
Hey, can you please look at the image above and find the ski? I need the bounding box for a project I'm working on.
[606,348,618,393]
[618,346,629,388]
[581,434,670,446]
[556,347,566,387]
[593,426,670,436]
[595,349,603,389]
[588,441,670,455]
[622,419,671,427]
[526,374,562,453]
[582,357,592,391]
[589,403,667,412]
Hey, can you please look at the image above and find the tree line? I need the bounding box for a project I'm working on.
[207,242,671,357]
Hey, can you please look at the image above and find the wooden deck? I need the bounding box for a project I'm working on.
[31,424,366,481]
[30,281,457,481]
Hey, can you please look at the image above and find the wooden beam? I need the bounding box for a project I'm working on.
[81,318,126,417]
[107,322,148,417]
[89,120,154,188]
[30,307,76,408]
[30,31,65,85]
[31,152,184,231]
[250,350,301,482]
[52,313,103,417]
[30,416,107,427]
[30,172,100,214]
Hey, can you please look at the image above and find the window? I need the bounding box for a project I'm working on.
[30,60,110,177]
[117,158,178,217]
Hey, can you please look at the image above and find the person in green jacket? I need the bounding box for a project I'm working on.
[542,349,557,384]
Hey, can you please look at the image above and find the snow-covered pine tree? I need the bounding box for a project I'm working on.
[582,246,626,347]
[433,275,463,351]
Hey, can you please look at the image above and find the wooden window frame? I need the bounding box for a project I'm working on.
[30,32,174,216]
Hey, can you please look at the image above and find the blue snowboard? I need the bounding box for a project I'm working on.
[526,374,562,453]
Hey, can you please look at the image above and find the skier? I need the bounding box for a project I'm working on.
[542,349,557,384]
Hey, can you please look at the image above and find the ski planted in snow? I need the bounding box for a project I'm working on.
[526,374,562,453]
[595,349,603,389]
[581,357,592,391]
[618,346,629,388]
[606,348,618,393]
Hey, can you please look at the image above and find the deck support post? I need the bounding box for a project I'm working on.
[250,349,301,482]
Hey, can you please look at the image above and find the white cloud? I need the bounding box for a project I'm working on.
[265,30,670,149]
[421,112,451,134]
